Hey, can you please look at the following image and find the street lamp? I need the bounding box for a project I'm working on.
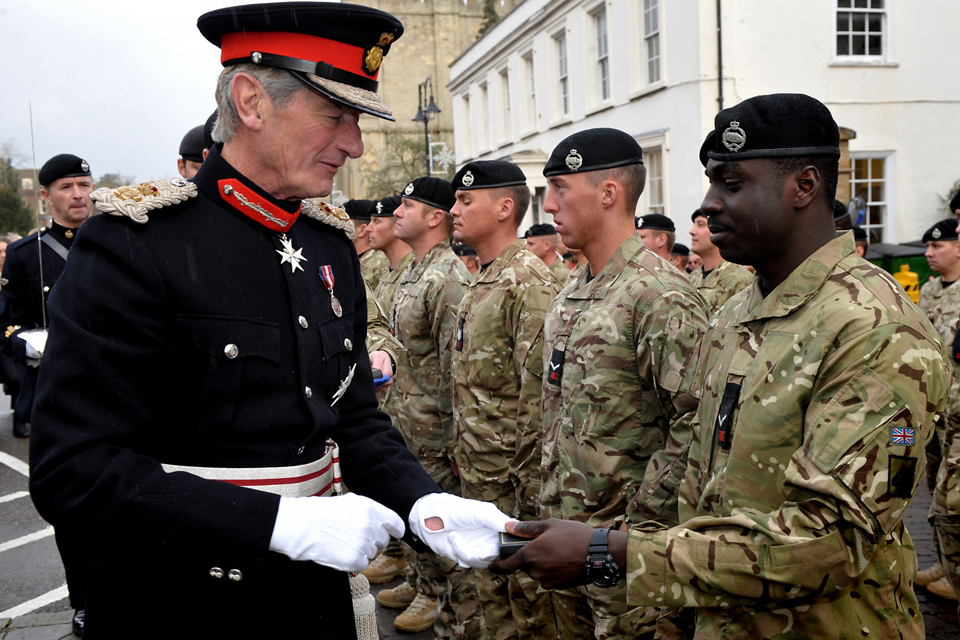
[412,76,441,176]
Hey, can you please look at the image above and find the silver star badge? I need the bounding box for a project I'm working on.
[276,234,308,273]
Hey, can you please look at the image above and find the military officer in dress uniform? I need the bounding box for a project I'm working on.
[345,198,389,291]
[493,94,947,640]
[449,161,560,639]
[688,209,753,316]
[917,219,960,601]
[507,129,709,640]
[177,124,206,179]
[28,6,512,639]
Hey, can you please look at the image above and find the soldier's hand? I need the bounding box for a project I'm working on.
[369,350,394,388]
[488,519,593,590]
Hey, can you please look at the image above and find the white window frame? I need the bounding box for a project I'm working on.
[552,30,570,120]
[643,147,664,215]
[850,151,896,244]
[635,129,669,220]
[498,67,512,144]
[478,82,491,153]
[459,93,472,159]
[521,51,537,135]
[642,0,661,86]
[833,0,890,63]
[593,8,610,103]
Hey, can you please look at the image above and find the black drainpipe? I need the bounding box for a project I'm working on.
[717,0,723,112]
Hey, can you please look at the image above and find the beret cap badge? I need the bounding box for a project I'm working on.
[81,160,90,173]
[404,182,415,196]
[461,170,475,187]
[722,121,746,152]
[565,149,583,172]
[933,228,942,239]
[375,201,383,214]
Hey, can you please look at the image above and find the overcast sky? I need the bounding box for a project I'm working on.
[0,0,305,183]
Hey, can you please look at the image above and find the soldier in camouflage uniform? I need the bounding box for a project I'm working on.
[386,177,476,637]
[538,129,708,640]
[688,209,753,315]
[345,199,390,291]
[918,219,960,601]
[524,223,569,283]
[449,161,561,640]
[492,93,948,640]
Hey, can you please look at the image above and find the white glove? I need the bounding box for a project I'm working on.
[409,492,512,569]
[19,329,46,367]
[269,493,405,572]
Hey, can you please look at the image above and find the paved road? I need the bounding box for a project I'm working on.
[2,386,959,639]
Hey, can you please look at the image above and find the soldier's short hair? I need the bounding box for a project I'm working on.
[773,155,839,206]
[214,65,306,143]
[489,185,531,227]
[586,163,647,213]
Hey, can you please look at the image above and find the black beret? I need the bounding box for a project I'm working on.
[453,243,477,257]
[343,199,374,222]
[202,109,218,151]
[543,128,643,177]
[950,189,960,213]
[638,214,675,233]
[671,242,690,257]
[371,195,402,218]
[38,154,91,187]
[401,177,455,213]
[198,3,403,121]
[452,160,526,191]
[691,210,708,222]
[179,125,206,163]
[923,219,959,243]
[524,223,557,238]
[699,93,840,167]
[852,225,868,242]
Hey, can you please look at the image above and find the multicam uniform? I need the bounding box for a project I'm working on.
[359,248,389,292]
[364,280,403,367]
[548,258,569,283]
[689,259,753,316]
[541,234,708,639]
[374,251,415,430]
[625,233,948,640]
[919,276,960,599]
[392,243,474,639]
[451,240,560,640]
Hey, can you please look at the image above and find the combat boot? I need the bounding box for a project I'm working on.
[376,580,417,609]
[362,552,408,584]
[393,593,437,633]
[927,576,958,600]
[915,561,945,587]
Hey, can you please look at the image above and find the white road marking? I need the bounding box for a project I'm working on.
[0,526,54,554]
[0,451,28,477]
[0,491,29,504]
[0,584,69,619]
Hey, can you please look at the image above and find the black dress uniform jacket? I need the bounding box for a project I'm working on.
[0,224,73,422]
[29,147,440,639]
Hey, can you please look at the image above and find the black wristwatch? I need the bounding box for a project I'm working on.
[584,527,621,588]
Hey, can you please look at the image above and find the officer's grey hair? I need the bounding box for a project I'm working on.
[213,65,307,144]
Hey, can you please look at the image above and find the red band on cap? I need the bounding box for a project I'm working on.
[220,31,378,80]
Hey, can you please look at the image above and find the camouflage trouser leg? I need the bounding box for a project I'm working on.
[933,515,960,605]
[477,571,557,640]
[551,584,658,640]
[384,537,404,559]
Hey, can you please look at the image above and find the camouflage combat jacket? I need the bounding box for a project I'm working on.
[392,243,471,460]
[689,259,753,317]
[359,248,389,292]
[451,240,561,520]
[548,258,569,283]
[540,234,708,527]
[373,252,415,429]
[364,279,404,374]
[919,277,960,516]
[625,233,948,640]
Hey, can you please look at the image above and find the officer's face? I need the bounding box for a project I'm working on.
[259,88,363,199]
[925,240,960,276]
[701,158,791,267]
[41,176,95,228]
[451,189,498,246]
[688,217,714,255]
[368,216,396,251]
[544,173,601,251]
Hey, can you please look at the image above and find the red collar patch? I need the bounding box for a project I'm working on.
[218,179,300,233]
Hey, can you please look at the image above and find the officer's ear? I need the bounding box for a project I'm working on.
[231,72,267,133]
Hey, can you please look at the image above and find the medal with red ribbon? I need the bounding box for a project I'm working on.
[319,265,342,317]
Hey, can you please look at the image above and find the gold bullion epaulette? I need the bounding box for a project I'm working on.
[301,199,356,240]
[91,178,199,224]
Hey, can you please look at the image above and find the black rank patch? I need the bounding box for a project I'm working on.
[953,326,960,363]
[716,381,742,451]
[888,455,918,499]
[547,348,565,386]
[456,316,465,352]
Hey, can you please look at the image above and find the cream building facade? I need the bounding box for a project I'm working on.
[449,0,960,242]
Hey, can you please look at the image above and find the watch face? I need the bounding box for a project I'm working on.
[586,555,621,588]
